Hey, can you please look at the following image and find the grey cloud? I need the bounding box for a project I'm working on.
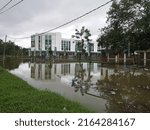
[0,0,111,45]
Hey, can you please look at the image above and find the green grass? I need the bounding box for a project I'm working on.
[0,66,90,113]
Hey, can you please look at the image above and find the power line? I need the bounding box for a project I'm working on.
[8,0,113,40]
[0,0,24,15]
[40,0,113,35]
[0,0,13,12]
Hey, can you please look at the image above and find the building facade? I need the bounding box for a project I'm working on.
[30,32,103,57]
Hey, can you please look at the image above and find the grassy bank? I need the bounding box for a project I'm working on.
[0,66,90,113]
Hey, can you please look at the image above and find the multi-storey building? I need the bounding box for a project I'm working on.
[30,32,102,57]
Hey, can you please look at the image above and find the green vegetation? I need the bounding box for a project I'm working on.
[0,39,28,57]
[72,26,93,59]
[97,0,150,54]
[0,66,90,113]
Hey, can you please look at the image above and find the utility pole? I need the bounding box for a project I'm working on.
[127,0,130,57]
[3,35,7,61]
[128,41,130,57]
[14,42,15,57]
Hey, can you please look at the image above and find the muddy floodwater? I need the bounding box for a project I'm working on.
[1,59,150,112]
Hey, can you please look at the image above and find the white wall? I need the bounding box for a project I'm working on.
[31,32,100,53]
[71,39,75,52]
[94,42,98,52]
[41,35,45,51]
[35,35,39,51]
[55,32,61,51]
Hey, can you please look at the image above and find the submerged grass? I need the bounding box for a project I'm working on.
[0,66,90,113]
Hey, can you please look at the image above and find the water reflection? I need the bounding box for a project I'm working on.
[0,58,29,70]
[9,61,150,112]
[29,62,107,97]
[72,63,92,96]
[96,70,150,112]
[30,63,53,80]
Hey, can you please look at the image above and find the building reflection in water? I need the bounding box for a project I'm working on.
[29,62,150,112]
[30,62,100,80]
[61,64,70,75]
[31,63,53,80]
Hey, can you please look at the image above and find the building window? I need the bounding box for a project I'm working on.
[65,41,68,50]
[45,35,48,45]
[61,40,71,51]
[49,35,51,44]
[31,41,35,47]
[69,41,71,51]
[39,43,40,50]
[31,36,35,47]
[45,35,52,50]
[61,41,64,51]
[38,36,42,50]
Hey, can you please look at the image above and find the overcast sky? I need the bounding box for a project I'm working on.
[0,0,112,48]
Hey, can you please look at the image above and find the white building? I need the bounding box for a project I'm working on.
[30,32,101,57]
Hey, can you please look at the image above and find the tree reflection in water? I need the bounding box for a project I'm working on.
[71,63,150,112]
[96,70,150,112]
[0,58,26,70]
[72,62,93,96]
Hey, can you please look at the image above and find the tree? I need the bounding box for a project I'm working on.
[97,0,150,61]
[84,28,92,57]
[97,0,125,63]
[72,26,92,59]
[133,0,150,50]
[0,39,28,57]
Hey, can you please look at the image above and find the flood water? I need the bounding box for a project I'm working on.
[1,59,150,112]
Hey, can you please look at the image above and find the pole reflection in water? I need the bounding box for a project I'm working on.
[9,61,150,113]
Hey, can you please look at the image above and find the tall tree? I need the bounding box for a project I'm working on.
[97,0,150,59]
[97,0,124,55]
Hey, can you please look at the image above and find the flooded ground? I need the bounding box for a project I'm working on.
[1,59,150,112]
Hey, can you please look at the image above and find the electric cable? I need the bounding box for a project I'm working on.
[8,0,113,40]
[0,0,24,15]
[0,0,13,12]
